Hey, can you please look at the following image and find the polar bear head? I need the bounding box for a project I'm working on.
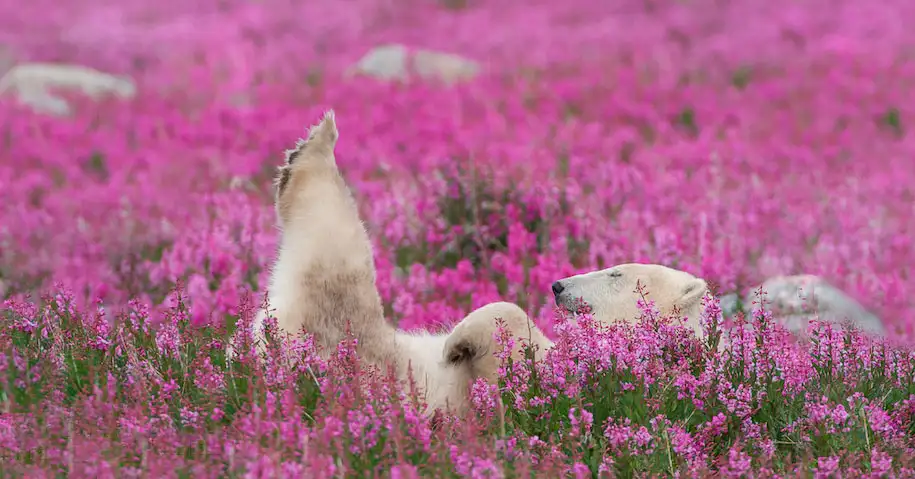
[551,263,709,332]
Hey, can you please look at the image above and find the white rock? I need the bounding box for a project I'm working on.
[350,44,410,81]
[411,48,480,83]
[15,88,71,116]
[0,62,136,115]
[741,274,886,337]
[349,44,479,84]
[718,292,740,317]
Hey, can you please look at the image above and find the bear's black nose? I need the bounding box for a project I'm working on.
[551,281,565,296]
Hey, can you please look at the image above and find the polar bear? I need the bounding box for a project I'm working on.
[441,264,716,378]
[232,112,724,417]
[551,263,712,338]
[551,266,889,342]
[233,111,551,415]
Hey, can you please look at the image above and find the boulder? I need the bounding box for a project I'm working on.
[723,275,886,337]
[348,44,480,84]
[0,62,136,116]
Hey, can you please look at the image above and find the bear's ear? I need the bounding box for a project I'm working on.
[443,324,491,366]
[677,277,708,308]
[444,338,480,365]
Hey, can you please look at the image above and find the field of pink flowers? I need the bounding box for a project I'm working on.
[2,0,915,476]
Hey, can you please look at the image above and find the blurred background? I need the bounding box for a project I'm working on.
[1,0,913,339]
[2,0,912,109]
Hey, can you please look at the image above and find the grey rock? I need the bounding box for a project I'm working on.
[0,47,13,77]
[735,275,886,337]
[14,89,71,116]
[350,44,410,81]
[0,62,136,116]
[411,49,480,82]
[718,292,741,317]
[349,44,480,84]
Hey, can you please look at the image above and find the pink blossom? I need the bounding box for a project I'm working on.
[2,0,915,475]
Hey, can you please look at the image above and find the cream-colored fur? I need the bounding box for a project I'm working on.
[400,301,550,413]
[229,113,713,417]
[251,110,397,368]
[228,111,548,416]
[455,265,893,387]
[441,264,716,384]
[443,301,554,384]
[551,263,711,339]
[551,265,891,348]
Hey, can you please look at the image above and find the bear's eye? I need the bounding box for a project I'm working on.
[608,271,622,278]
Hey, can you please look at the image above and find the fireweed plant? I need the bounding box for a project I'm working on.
[2,284,914,477]
[3,0,915,476]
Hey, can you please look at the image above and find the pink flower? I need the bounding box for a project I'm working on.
[870,448,893,476]
[814,455,840,479]
[723,447,752,477]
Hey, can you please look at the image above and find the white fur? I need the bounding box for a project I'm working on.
[395,331,473,413]
[552,263,711,339]
[252,190,371,340]
[230,111,512,417]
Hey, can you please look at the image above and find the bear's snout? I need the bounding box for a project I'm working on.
[551,280,565,297]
